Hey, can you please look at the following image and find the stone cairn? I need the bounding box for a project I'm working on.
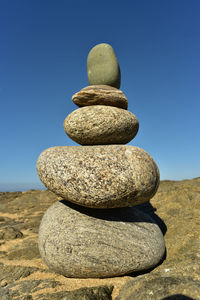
[37,43,165,278]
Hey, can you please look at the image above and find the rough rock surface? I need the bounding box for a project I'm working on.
[115,275,200,300]
[36,145,159,208]
[34,285,113,300]
[87,43,121,88]
[63,106,138,145]
[38,201,165,278]
[72,85,128,109]
[0,178,200,299]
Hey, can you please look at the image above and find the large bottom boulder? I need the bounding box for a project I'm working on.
[38,200,165,278]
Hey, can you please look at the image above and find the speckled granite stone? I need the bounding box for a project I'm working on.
[36,145,160,208]
[63,106,139,145]
[38,200,165,278]
[72,85,128,109]
[87,43,121,88]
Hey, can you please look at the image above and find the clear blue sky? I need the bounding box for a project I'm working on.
[1,0,200,191]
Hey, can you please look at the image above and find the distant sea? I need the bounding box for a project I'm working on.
[0,182,46,192]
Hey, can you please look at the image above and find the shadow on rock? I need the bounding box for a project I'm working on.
[60,199,166,228]
[162,295,195,300]
[135,201,167,235]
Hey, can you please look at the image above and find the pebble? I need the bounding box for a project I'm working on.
[36,145,160,208]
[0,280,8,287]
[72,85,128,109]
[87,43,121,88]
[38,200,165,278]
[63,105,139,145]
[0,227,23,240]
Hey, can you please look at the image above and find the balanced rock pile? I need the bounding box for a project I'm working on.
[37,43,165,278]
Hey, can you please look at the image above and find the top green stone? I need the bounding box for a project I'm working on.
[87,43,121,89]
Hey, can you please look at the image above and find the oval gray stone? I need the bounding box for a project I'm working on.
[38,200,165,278]
[87,43,121,88]
[63,106,139,145]
[72,85,128,109]
[36,145,160,208]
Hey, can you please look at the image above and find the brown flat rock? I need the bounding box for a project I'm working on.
[72,85,128,109]
[116,275,200,300]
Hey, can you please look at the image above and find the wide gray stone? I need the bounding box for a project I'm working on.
[63,106,139,145]
[87,43,121,88]
[38,200,165,278]
[72,85,128,109]
[36,145,160,208]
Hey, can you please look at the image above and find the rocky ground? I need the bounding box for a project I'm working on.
[0,178,199,299]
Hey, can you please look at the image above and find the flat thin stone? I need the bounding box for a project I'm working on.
[63,106,139,145]
[87,43,121,88]
[72,85,128,109]
[36,145,160,208]
[38,200,165,278]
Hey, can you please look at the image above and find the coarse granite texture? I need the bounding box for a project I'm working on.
[38,200,165,278]
[72,85,128,109]
[87,43,121,89]
[36,145,160,208]
[63,106,139,145]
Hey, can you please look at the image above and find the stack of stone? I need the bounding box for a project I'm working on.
[37,43,165,278]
